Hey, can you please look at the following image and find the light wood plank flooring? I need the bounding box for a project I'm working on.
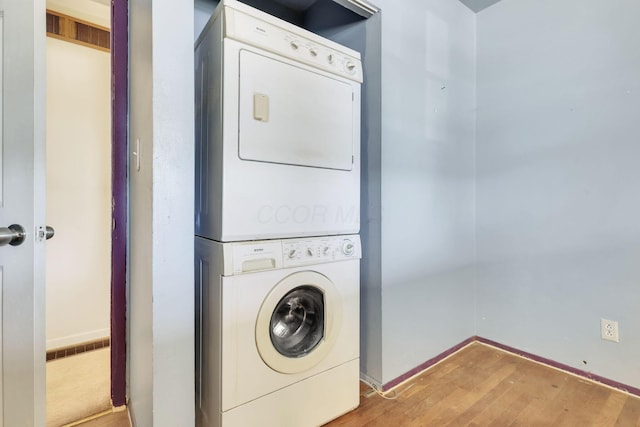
[59,342,640,426]
[326,342,640,426]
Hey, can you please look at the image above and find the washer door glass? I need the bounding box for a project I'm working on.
[256,271,343,374]
[270,286,324,358]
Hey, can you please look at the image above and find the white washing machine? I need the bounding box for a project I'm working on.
[195,0,363,242]
[195,234,361,427]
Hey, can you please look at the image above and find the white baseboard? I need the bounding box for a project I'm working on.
[46,328,110,350]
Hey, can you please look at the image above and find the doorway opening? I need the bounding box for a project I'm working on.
[44,0,127,424]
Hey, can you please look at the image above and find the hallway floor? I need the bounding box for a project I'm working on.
[74,410,130,427]
[46,347,111,426]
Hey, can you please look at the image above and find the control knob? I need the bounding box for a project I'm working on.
[287,248,297,259]
[345,61,357,74]
[327,54,334,64]
[306,248,314,257]
[342,240,355,256]
[290,40,299,50]
[309,48,318,57]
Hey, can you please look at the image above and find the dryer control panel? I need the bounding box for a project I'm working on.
[224,4,363,82]
[224,235,361,275]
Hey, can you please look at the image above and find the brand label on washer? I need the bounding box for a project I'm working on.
[232,241,283,273]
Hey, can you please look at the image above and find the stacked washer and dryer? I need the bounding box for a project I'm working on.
[194,1,363,426]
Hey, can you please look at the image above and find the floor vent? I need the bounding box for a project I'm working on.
[46,9,110,52]
[46,338,110,362]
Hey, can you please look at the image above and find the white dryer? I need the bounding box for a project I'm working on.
[195,235,361,427]
[195,0,363,242]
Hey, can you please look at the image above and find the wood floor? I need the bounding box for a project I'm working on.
[326,343,640,427]
[54,342,640,426]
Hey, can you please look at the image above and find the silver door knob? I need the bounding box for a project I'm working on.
[46,226,55,240]
[0,224,26,247]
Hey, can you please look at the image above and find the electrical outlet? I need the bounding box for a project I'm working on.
[601,319,619,342]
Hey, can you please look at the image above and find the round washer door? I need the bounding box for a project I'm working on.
[255,271,343,374]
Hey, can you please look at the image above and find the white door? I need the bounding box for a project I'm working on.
[0,0,47,426]
[238,49,355,171]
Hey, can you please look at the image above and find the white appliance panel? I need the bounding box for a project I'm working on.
[219,40,360,241]
[239,49,354,171]
[222,360,359,427]
[194,0,362,242]
[223,3,363,83]
[220,261,360,411]
[195,236,361,427]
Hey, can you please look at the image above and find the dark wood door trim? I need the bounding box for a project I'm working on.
[111,0,128,408]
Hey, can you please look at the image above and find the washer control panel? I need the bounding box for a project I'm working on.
[282,234,361,268]
[226,235,361,274]
[225,5,363,82]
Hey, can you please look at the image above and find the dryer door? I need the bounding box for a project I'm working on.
[256,271,343,374]
[238,49,355,171]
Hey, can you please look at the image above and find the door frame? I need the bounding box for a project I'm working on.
[110,0,128,408]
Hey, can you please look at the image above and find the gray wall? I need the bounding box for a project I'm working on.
[476,0,640,388]
[195,0,218,39]
[358,13,384,388]
[303,1,385,393]
[129,0,195,424]
[377,0,477,385]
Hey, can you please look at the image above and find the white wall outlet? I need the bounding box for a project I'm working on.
[601,319,619,342]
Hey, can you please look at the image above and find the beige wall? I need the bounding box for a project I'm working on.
[45,34,111,349]
[47,0,109,28]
